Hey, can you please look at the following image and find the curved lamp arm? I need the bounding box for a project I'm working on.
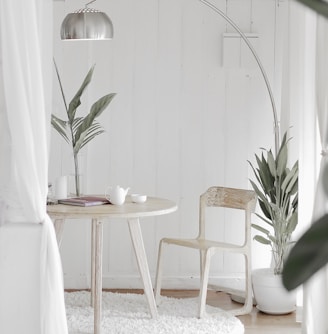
[199,0,280,154]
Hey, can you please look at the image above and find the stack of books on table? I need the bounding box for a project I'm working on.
[58,196,110,207]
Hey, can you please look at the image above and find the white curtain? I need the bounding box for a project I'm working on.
[0,0,67,333]
[285,2,328,333]
[302,17,328,334]
[282,2,318,238]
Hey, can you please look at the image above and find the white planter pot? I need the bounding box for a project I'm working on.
[252,268,296,315]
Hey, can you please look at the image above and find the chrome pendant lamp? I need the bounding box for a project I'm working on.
[60,0,114,41]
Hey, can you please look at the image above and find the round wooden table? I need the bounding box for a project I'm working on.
[47,196,177,334]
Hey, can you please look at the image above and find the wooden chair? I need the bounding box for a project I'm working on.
[154,186,257,317]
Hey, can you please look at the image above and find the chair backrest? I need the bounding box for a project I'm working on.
[198,186,257,242]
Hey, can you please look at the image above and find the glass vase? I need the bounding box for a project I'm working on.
[69,153,85,197]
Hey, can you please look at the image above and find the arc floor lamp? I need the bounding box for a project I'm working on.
[199,0,279,153]
[60,0,280,153]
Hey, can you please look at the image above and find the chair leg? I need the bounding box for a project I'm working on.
[154,239,165,304]
[198,249,211,318]
[199,249,205,276]
[230,253,253,316]
[243,253,253,314]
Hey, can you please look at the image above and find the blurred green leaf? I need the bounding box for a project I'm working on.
[295,0,328,19]
[283,213,328,290]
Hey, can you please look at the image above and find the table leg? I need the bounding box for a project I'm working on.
[53,219,65,248]
[91,219,97,307]
[127,218,158,319]
[93,219,103,334]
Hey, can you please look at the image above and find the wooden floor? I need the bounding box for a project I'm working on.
[105,289,301,334]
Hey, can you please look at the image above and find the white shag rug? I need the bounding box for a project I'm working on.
[65,291,244,334]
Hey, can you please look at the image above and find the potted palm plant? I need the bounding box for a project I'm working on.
[52,61,116,196]
[248,132,298,314]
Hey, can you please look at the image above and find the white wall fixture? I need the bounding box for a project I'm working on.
[223,33,259,69]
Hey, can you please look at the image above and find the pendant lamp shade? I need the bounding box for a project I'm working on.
[61,6,113,41]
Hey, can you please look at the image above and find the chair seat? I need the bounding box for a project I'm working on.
[162,237,249,252]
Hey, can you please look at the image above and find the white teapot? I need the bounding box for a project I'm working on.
[106,185,130,205]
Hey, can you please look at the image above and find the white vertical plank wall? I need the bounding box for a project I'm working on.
[51,0,289,290]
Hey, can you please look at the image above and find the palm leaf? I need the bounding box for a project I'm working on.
[249,180,268,204]
[74,122,105,154]
[81,130,105,149]
[73,131,88,155]
[292,193,298,210]
[252,223,271,235]
[72,117,84,130]
[51,114,69,143]
[268,234,277,244]
[277,132,287,158]
[258,153,276,201]
[289,162,299,196]
[276,143,288,177]
[53,59,68,113]
[281,163,298,192]
[74,93,116,148]
[255,212,274,227]
[67,65,95,124]
[258,199,272,220]
[89,93,116,118]
[248,160,264,188]
[285,171,298,194]
[286,211,298,234]
[254,235,271,245]
[80,123,105,149]
[267,150,276,177]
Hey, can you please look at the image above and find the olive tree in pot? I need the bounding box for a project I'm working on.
[249,132,298,314]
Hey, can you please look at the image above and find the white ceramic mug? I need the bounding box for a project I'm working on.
[55,175,68,199]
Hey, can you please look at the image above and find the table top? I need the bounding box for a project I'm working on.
[47,195,178,220]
